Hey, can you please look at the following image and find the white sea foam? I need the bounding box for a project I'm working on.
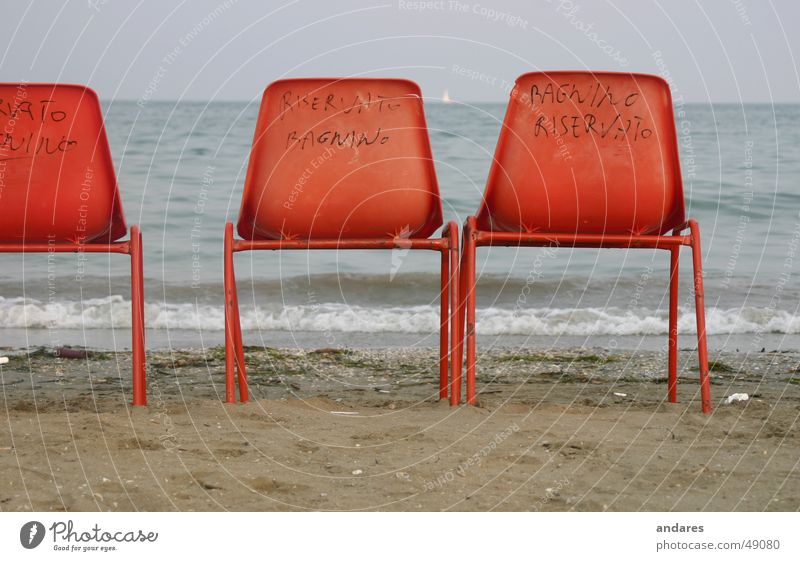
[0,296,798,335]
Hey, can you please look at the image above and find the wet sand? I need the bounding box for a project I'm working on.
[0,346,798,511]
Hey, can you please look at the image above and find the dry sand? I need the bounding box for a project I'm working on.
[0,346,798,511]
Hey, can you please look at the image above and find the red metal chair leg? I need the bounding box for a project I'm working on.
[231,270,248,403]
[451,222,469,405]
[668,245,679,403]
[224,222,240,403]
[439,234,450,400]
[464,217,478,406]
[130,224,147,406]
[688,220,712,413]
[447,222,460,404]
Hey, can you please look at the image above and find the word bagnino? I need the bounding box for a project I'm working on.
[285,127,390,150]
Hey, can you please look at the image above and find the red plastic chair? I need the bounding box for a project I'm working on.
[224,77,459,403]
[453,71,711,413]
[0,83,146,405]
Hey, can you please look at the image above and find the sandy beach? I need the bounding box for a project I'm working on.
[0,346,797,512]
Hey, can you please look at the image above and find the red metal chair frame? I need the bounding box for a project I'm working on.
[223,222,459,403]
[452,72,712,413]
[453,219,710,412]
[0,228,146,405]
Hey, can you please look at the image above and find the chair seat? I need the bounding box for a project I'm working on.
[0,84,127,243]
[236,78,443,241]
[477,71,685,237]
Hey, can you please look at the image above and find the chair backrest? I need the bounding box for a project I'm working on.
[477,71,685,235]
[0,83,126,243]
[237,78,443,240]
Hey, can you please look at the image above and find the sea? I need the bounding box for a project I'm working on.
[1,100,799,352]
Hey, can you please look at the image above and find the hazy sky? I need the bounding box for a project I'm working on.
[2,0,798,103]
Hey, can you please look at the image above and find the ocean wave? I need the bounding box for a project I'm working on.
[0,295,798,336]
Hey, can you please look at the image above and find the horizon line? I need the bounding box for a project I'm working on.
[102,97,800,105]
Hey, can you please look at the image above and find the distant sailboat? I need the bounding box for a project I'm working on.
[442,89,451,103]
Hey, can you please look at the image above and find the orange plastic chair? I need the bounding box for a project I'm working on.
[224,78,459,403]
[0,83,146,405]
[453,71,711,413]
